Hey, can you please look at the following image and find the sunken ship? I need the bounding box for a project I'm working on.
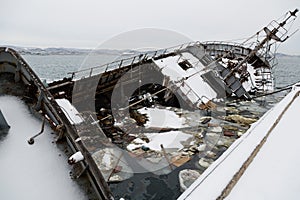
[0,9,298,200]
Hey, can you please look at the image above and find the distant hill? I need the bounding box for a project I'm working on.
[3,45,300,58]
[3,45,124,56]
[275,53,300,57]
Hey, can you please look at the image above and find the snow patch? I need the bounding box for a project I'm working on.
[56,99,83,125]
[154,55,217,105]
[138,107,188,129]
[144,131,192,151]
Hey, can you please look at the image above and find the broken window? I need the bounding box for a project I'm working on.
[178,59,193,71]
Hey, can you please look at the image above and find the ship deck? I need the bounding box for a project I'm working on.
[0,95,89,200]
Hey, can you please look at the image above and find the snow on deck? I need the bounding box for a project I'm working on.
[144,131,192,151]
[55,98,83,125]
[0,96,88,200]
[138,107,188,129]
[154,54,217,105]
[179,84,300,200]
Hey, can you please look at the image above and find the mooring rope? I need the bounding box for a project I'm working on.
[251,81,300,99]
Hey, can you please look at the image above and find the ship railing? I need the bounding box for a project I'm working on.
[69,41,202,80]
[202,41,253,57]
[256,47,278,68]
[170,78,208,107]
[203,41,278,68]
[182,83,204,106]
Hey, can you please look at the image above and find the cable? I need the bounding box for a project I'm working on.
[251,86,293,99]
[276,80,300,89]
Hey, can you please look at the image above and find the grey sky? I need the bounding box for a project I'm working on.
[1,0,300,54]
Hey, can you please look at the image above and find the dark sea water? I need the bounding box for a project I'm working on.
[1,53,299,200]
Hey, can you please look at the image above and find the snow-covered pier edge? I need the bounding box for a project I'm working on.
[179,83,300,200]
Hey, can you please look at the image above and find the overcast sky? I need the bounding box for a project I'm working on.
[1,0,300,54]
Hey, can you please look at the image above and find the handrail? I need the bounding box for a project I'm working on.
[69,41,201,80]
[172,78,206,106]
[202,41,276,68]
[203,41,251,48]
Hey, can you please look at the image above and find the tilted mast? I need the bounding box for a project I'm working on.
[225,9,298,80]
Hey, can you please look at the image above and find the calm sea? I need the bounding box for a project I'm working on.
[273,56,300,88]
[23,54,119,82]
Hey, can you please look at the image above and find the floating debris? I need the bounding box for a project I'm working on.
[146,156,163,164]
[223,130,235,137]
[198,157,214,168]
[109,174,123,183]
[179,169,201,192]
[225,115,257,126]
[200,117,212,124]
[197,144,207,152]
[92,148,133,181]
[171,154,191,167]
